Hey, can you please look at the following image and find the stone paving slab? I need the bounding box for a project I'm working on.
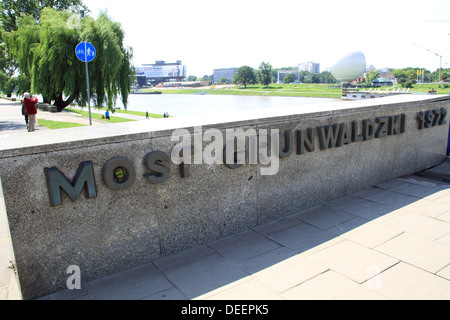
[368,262,450,299]
[375,232,450,274]
[280,269,386,300]
[309,239,399,284]
[32,171,450,301]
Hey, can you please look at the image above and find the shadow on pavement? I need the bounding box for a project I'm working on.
[0,121,27,132]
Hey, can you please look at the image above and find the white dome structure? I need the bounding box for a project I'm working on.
[330,51,366,82]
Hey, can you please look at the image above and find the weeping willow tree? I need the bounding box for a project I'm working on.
[1,14,39,96]
[81,11,133,110]
[3,8,133,111]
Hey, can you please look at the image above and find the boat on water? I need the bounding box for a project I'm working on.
[342,87,411,100]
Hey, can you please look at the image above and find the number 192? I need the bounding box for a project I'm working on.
[417,108,447,130]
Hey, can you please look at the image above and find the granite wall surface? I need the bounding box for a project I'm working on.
[0,95,449,299]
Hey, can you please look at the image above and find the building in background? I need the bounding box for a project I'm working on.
[371,78,394,86]
[299,61,320,74]
[277,70,300,83]
[135,60,186,86]
[213,68,237,84]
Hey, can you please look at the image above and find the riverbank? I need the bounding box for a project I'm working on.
[136,83,450,98]
[137,84,343,98]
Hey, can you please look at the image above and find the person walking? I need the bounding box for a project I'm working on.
[21,101,28,129]
[22,92,38,132]
[105,110,110,120]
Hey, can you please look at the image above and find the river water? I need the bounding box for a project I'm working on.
[115,94,340,117]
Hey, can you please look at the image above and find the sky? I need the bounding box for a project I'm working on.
[82,0,450,77]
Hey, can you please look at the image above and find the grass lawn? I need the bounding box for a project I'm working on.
[38,119,87,129]
[67,107,165,119]
[400,83,450,94]
[106,108,165,119]
[65,108,136,123]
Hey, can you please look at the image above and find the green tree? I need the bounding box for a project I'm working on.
[391,69,406,80]
[1,14,39,96]
[0,32,16,77]
[233,65,256,88]
[0,72,14,96]
[311,74,320,84]
[431,68,449,82]
[392,68,421,82]
[3,15,40,78]
[401,80,414,88]
[0,73,31,97]
[270,69,278,83]
[82,11,134,110]
[392,69,408,85]
[365,70,379,84]
[3,8,134,111]
[283,73,294,84]
[299,71,310,83]
[405,69,417,81]
[258,61,272,87]
[319,71,337,84]
[0,0,88,32]
[202,75,212,83]
[0,0,88,96]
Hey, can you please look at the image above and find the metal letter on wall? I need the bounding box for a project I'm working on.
[144,151,170,184]
[45,161,97,207]
[317,124,340,150]
[180,146,194,178]
[102,157,136,191]
[296,128,315,154]
[223,138,245,169]
[363,119,375,141]
[279,130,293,158]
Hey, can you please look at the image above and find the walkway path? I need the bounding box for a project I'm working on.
[0,98,148,134]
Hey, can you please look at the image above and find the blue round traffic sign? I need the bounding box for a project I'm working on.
[75,42,96,63]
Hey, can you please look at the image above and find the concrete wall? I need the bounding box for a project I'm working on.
[0,95,449,299]
[0,177,22,299]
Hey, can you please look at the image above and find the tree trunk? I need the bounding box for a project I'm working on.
[53,93,75,112]
[43,96,51,104]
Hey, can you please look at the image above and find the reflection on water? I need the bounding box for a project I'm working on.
[115,94,339,117]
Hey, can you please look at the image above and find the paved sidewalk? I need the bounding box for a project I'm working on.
[37,163,450,300]
[0,98,36,133]
[0,97,148,135]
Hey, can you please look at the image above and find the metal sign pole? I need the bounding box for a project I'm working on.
[84,42,92,126]
[76,41,95,126]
